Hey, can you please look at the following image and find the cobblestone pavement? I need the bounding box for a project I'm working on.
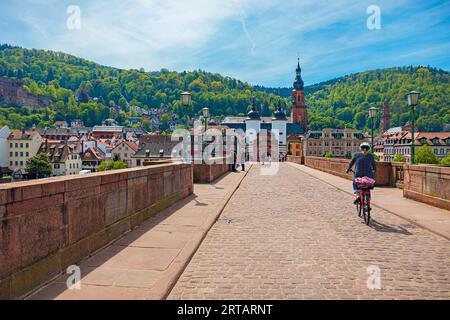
[168,163,450,299]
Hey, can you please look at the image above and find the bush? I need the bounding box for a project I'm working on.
[98,159,127,171]
[441,154,450,166]
[324,151,333,158]
[415,145,440,164]
[393,153,406,162]
[373,154,380,161]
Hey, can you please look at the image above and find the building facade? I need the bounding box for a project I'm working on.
[0,125,11,169]
[287,135,303,157]
[221,60,307,160]
[111,140,139,167]
[8,129,43,172]
[39,140,82,176]
[304,129,369,158]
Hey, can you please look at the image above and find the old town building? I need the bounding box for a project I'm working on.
[8,129,43,173]
[111,140,139,167]
[303,128,368,158]
[39,140,82,176]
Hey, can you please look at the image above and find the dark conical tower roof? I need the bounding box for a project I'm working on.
[247,106,260,120]
[273,106,287,120]
[293,58,304,90]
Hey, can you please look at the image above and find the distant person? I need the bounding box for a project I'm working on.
[239,150,246,172]
[231,150,238,172]
[346,142,376,199]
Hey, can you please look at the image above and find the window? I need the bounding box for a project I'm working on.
[20,143,23,148]
[15,143,18,148]
[9,152,12,157]
[10,143,12,148]
[26,152,29,157]
[20,161,23,166]
[26,143,29,148]
[137,159,141,166]
[10,161,12,166]
[15,152,18,157]
[20,152,23,157]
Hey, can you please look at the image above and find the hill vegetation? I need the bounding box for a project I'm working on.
[1,45,449,133]
[257,66,450,132]
[0,44,287,129]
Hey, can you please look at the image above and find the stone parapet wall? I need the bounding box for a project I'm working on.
[0,162,193,299]
[193,157,231,183]
[303,156,392,186]
[286,156,304,165]
[403,165,450,210]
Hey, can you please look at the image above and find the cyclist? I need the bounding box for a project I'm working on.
[346,142,376,200]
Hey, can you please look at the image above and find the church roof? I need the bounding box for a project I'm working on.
[273,107,287,120]
[293,58,304,91]
[247,108,260,120]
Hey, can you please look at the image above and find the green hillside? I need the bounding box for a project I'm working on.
[0,44,287,129]
[258,66,450,132]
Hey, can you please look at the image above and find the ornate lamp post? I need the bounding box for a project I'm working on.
[202,107,210,133]
[181,92,191,128]
[406,91,420,164]
[202,107,210,154]
[369,107,377,153]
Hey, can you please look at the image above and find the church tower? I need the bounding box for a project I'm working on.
[291,59,308,132]
[380,100,391,133]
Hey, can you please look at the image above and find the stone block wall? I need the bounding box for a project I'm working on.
[0,162,193,299]
[303,156,392,186]
[286,156,304,165]
[403,165,450,210]
[193,157,230,183]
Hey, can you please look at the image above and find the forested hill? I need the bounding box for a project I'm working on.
[0,44,287,129]
[257,66,450,132]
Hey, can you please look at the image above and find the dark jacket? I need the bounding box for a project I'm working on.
[347,152,376,179]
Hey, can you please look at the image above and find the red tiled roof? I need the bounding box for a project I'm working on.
[111,140,139,153]
[9,130,40,140]
[82,147,105,161]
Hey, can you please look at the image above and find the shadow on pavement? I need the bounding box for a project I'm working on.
[369,219,412,235]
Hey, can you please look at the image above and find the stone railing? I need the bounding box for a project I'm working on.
[390,162,406,189]
[302,156,392,186]
[297,156,450,209]
[286,155,304,165]
[193,157,231,183]
[0,162,193,299]
[403,165,450,211]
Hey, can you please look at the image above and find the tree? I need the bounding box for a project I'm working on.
[393,153,406,162]
[440,153,450,166]
[98,159,127,171]
[415,145,440,164]
[26,153,52,178]
[324,151,333,158]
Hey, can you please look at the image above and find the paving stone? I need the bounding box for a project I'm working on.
[168,164,450,300]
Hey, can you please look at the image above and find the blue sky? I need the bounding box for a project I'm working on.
[1,0,449,87]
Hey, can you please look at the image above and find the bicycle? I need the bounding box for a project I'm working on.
[348,169,374,226]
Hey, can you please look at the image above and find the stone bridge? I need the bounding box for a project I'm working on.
[1,161,449,300]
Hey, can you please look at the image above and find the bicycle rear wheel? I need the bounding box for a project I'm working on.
[363,204,371,225]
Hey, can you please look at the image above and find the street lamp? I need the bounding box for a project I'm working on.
[369,107,377,153]
[181,92,191,128]
[202,107,210,132]
[406,91,420,164]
